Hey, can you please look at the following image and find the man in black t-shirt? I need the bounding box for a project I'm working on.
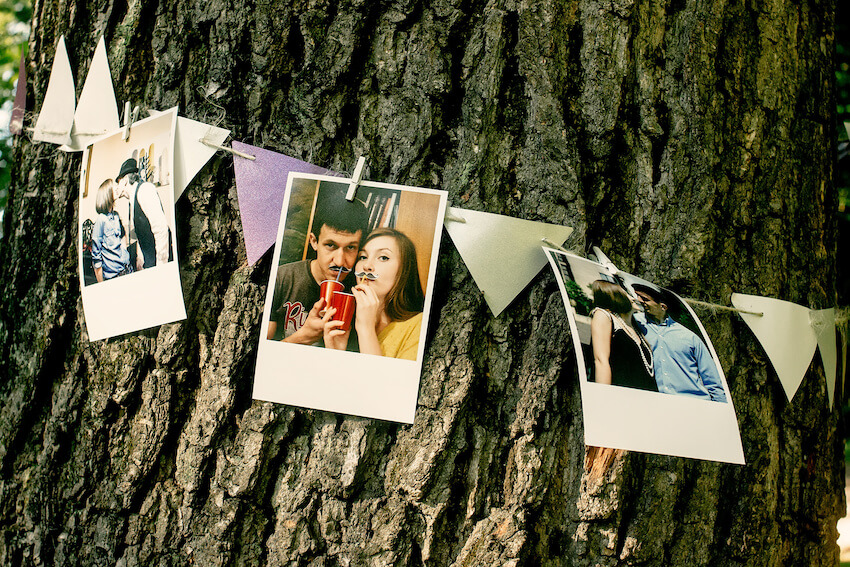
[268,192,369,343]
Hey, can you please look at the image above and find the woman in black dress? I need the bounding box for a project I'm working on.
[589,280,657,391]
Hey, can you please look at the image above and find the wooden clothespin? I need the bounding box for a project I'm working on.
[345,156,367,201]
[122,101,139,141]
[592,245,619,275]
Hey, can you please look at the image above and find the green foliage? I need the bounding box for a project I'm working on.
[564,279,594,316]
[0,1,31,237]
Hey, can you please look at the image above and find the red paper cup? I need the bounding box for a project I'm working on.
[320,280,344,310]
[330,291,355,332]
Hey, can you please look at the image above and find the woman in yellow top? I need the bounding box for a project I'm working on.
[324,227,424,360]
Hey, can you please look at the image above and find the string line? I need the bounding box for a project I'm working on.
[681,297,763,317]
[199,139,256,160]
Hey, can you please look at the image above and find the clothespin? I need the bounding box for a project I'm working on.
[345,156,366,201]
[122,101,139,141]
[444,209,466,223]
[591,245,619,275]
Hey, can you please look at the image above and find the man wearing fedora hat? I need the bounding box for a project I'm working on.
[113,158,172,270]
[632,283,727,402]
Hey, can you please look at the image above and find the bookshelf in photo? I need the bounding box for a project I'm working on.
[362,187,400,232]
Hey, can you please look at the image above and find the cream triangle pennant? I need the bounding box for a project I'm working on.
[731,293,818,402]
[810,308,837,407]
[444,206,573,316]
[173,118,230,200]
[60,37,119,151]
[33,36,76,145]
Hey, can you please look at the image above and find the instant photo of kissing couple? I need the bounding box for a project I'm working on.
[254,174,447,423]
[78,108,185,341]
[544,248,745,464]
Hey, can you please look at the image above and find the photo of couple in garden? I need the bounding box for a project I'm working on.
[555,253,727,403]
[545,248,745,464]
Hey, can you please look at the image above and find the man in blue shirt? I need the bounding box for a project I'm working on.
[632,284,727,402]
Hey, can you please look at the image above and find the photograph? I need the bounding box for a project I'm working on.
[79,107,186,341]
[254,173,447,423]
[545,247,745,463]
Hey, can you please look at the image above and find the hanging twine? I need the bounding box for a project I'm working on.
[681,297,763,317]
[539,241,764,317]
[199,138,256,160]
[809,309,836,337]
[541,237,576,254]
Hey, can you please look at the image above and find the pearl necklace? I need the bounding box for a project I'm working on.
[612,312,655,378]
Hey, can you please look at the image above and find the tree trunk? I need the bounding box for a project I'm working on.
[0,0,841,565]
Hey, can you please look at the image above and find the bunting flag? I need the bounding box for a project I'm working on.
[444,206,573,316]
[232,142,338,265]
[9,47,26,135]
[731,293,835,403]
[173,118,230,200]
[810,308,837,407]
[33,36,76,145]
[61,37,120,152]
[144,110,231,200]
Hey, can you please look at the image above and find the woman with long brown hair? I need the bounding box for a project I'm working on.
[324,228,425,360]
[589,280,657,391]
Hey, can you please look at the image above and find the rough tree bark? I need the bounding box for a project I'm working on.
[0,0,841,565]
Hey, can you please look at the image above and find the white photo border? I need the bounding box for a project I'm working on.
[544,247,745,464]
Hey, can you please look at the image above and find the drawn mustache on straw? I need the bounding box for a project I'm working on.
[355,271,379,280]
[329,265,351,273]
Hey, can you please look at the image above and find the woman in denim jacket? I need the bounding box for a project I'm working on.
[91,179,132,283]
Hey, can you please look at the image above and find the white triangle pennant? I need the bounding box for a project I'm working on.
[444,206,573,316]
[173,118,231,200]
[33,36,76,145]
[810,308,837,407]
[60,36,120,151]
[731,293,819,402]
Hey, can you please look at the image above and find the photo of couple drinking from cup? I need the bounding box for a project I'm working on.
[267,180,435,361]
[255,174,445,422]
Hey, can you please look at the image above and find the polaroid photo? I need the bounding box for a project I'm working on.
[79,107,186,341]
[544,247,745,464]
[254,173,448,423]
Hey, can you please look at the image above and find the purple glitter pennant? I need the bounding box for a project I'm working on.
[9,48,26,135]
[233,141,339,265]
